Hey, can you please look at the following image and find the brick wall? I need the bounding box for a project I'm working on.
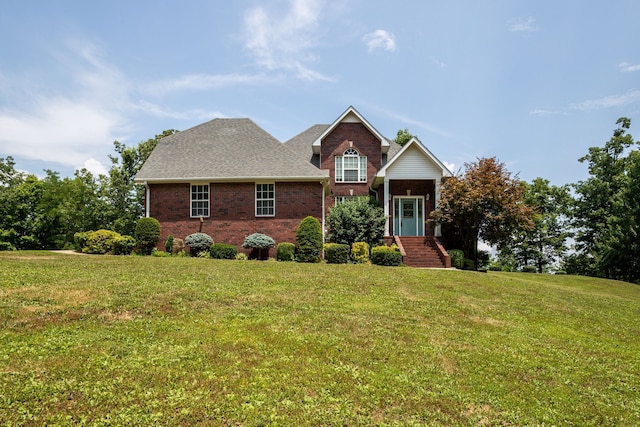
[149,181,323,255]
[320,122,382,211]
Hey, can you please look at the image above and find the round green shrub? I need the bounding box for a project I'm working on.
[134,217,161,255]
[185,232,214,256]
[324,243,350,264]
[83,229,121,254]
[73,231,92,252]
[113,235,136,255]
[165,235,174,253]
[277,242,295,261]
[210,243,238,260]
[351,241,370,264]
[296,216,323,263]
[371,245,402,266]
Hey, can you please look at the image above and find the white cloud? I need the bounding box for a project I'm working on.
[507,17,538,33]
[363,30,397,53]
[570,89,640,111]
[81,158,108,176]
[443,161,456,174]
[134,101,226,122]
[619,62,640,72]
[243,0,334,82]
[143,73,274,95]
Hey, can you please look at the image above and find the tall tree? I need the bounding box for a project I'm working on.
[572,117,640,282]
[430,157,534,268]
[509,178,573,272]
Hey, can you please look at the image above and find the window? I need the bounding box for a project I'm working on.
[256,183,275,216]
[191,184,209,217]
[335,148,367,183]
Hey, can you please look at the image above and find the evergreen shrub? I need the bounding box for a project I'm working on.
[83,230,121,254]
[73,231,92,252]
[371,245,402,266]
[448,249,465,269]
[277,242,295,261]
[210,243,238,259]
[351,242,370,264]
[242,233,275,260]
[165,235,174,253]
[134,217,161,255]
[113,235,136,255]
[185,233,214,256]
[296,216,323,263]
[324,243,350,264]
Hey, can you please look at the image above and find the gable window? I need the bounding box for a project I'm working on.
[256,183,275,216]
[335,148,367,183]
[191,184,209,217]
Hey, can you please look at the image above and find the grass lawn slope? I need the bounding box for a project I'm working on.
[1,252,639,425]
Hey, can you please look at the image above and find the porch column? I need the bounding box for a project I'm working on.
[434,179,442,237]
[383,177,390,236]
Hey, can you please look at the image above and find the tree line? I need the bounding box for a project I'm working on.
[1,120,638,283]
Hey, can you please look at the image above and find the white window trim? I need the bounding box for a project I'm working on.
[190,183,210,218]
[255,182,275,217]
[335,148,367,183]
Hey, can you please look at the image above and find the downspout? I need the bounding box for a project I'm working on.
[143,181,150,218]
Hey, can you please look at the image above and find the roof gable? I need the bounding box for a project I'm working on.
[312,106,389,154]
[135,118,328,183]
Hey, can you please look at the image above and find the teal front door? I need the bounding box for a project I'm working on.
[394,197,424,236]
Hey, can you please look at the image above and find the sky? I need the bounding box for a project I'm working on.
[1,0,639,185]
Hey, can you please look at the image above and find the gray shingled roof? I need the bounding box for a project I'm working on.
[135,118,329,182]
[283,124,329,168]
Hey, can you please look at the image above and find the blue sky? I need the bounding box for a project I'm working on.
[1,0,639,185]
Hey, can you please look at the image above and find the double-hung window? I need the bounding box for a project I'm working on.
[191,184,209,217]
[256,183,275,216]
[335,148,367,183]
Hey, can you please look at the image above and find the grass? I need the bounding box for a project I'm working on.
[0,251,639,426]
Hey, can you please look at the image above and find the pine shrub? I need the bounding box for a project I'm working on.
[134,217,161,255]
[295,216,323,263]
[165,235,174,253]
[185,233,214,256]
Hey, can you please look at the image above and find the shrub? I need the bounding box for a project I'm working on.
[113,235,136,255]
[151,249,171,257]
[522,265,537,273]
[327,197,385,247]
[235,253,248,261]
[185,233,214,256]
[165,235,174,253]
[277,242,296,262]
[210,243,238,260]
[463,259,476,270]
[134,217,161,255]
[296,216,323,263]
[351,241,370,264]
[324,243,350,264]
[448,249,465,269]
[242,233,275,260]
[171,238,185,255]
[83,230,121,255]
[73,231,92,252]
[371,245,402,266]
[0,241,15,251]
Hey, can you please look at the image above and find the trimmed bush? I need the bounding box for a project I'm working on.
[277,242,296,261]
[185,233,214,256]
[448,249,465,269]
[371,245,402,266]
[296,216,323,263]
[83,230,121,254]
[242,233,275,260]
[324,243,350,264]
[165,235,174,253]
[113,235,136,255]
[351,241,370,264]
[210,243,238,260]
[134,217,161,255]
[326,196,385,247]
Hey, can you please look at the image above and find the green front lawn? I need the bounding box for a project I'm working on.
[1,252,639,425]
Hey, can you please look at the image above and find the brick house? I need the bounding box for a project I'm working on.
[135,106,452,267]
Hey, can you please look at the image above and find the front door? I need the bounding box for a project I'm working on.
[394,197,424,236]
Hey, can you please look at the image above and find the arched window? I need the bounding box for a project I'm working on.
[335,148,367,182]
